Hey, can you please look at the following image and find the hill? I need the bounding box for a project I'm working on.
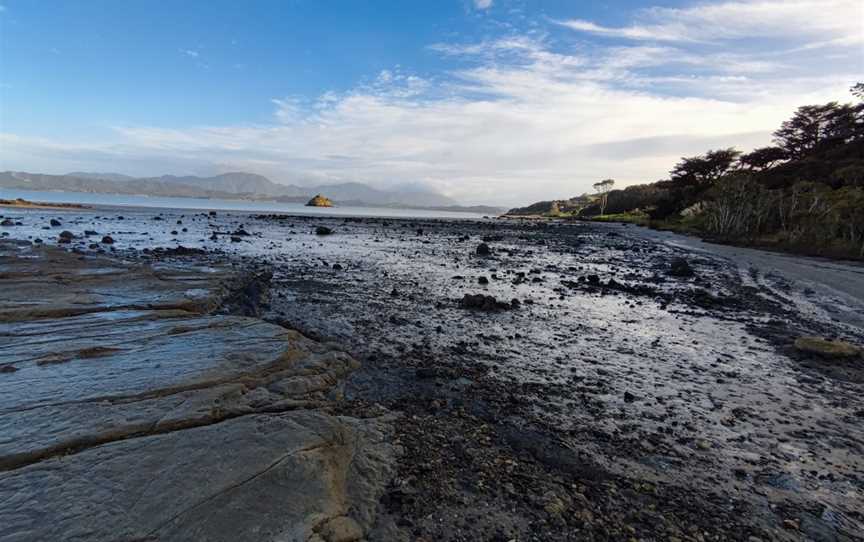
[0,171,486,212]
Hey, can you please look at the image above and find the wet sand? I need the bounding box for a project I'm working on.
[1,204,862,541]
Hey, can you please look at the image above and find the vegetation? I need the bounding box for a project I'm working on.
[580,84,864,259]
[592,179,615,215]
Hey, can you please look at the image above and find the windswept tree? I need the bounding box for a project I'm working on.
[670,148,741,186]
[773,102,862,158]
[739,146,788,171]
[592,179,615,215]
[852,82,864,101]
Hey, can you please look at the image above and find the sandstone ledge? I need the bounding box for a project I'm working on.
[0,241,395,542]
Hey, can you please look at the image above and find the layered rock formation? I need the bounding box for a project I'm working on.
[0,241,395,541]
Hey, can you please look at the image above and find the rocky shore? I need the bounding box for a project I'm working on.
[1,205,863,541]
[0,241,396,541]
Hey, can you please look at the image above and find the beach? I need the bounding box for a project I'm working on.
[1,202,863,541]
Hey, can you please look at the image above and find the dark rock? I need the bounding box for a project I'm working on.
[101,236,114,245]
[668,257,695,277]
[1,219,15,227]
[478,276,489,285]
[476,243,491,256]
[460,293,510,311]
[50,219,62,227]
[315,226,334,236]
[155,245,206,256]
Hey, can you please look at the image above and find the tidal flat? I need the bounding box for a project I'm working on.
[1,204,863,541]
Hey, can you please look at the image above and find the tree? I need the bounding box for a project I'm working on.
[852,82,864,101]
[772,102,860,158]
[670,148,741,186]
[739,146,788,171]
[834,164,864,187]
[592,179,615,215]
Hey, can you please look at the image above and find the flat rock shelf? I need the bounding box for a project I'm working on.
[0,241,396,542]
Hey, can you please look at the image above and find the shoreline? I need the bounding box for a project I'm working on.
[1,206,862,540]
[0,197,89,210]
[503,212,864,263]
[0,189,503,217]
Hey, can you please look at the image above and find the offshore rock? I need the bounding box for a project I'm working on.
[307,194,334,208]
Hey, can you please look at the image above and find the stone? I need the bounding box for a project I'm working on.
[667,257,695,277]
[794,336,861,359]
[316,226,334,236]
[0,241,396,540]
[50,218,61,227]
[319,516,364,542]
[460,293,510,311]
[476,243,491,256]
[307,194,334,207]
[101,235,114,244]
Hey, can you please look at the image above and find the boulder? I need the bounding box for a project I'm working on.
[460,293,510,311]
[307,194,334,207]
[794,336,861,359]
[668,257,695,277]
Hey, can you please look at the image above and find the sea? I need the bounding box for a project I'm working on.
[0,188,490,220]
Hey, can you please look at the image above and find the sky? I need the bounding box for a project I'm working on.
[0,0,862,206]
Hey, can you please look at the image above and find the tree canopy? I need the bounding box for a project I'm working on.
[670,148,741,186]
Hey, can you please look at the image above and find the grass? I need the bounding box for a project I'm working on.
[584,210,650,226]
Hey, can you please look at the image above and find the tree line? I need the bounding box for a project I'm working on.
[584,83,864,259]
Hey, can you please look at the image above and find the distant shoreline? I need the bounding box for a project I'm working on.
[0,198,88,210]
[0,188,496,220]
[0,188,504,216]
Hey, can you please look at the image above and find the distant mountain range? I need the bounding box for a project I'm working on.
[0,171,505,214]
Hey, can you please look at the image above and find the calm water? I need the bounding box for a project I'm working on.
[0,188,490,220]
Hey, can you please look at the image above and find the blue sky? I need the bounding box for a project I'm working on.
[1,0,862,205]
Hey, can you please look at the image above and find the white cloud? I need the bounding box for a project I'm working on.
[473,0,493,9]
[180,49,199,58]
[557,0,864,45]
[2,1,861,206]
